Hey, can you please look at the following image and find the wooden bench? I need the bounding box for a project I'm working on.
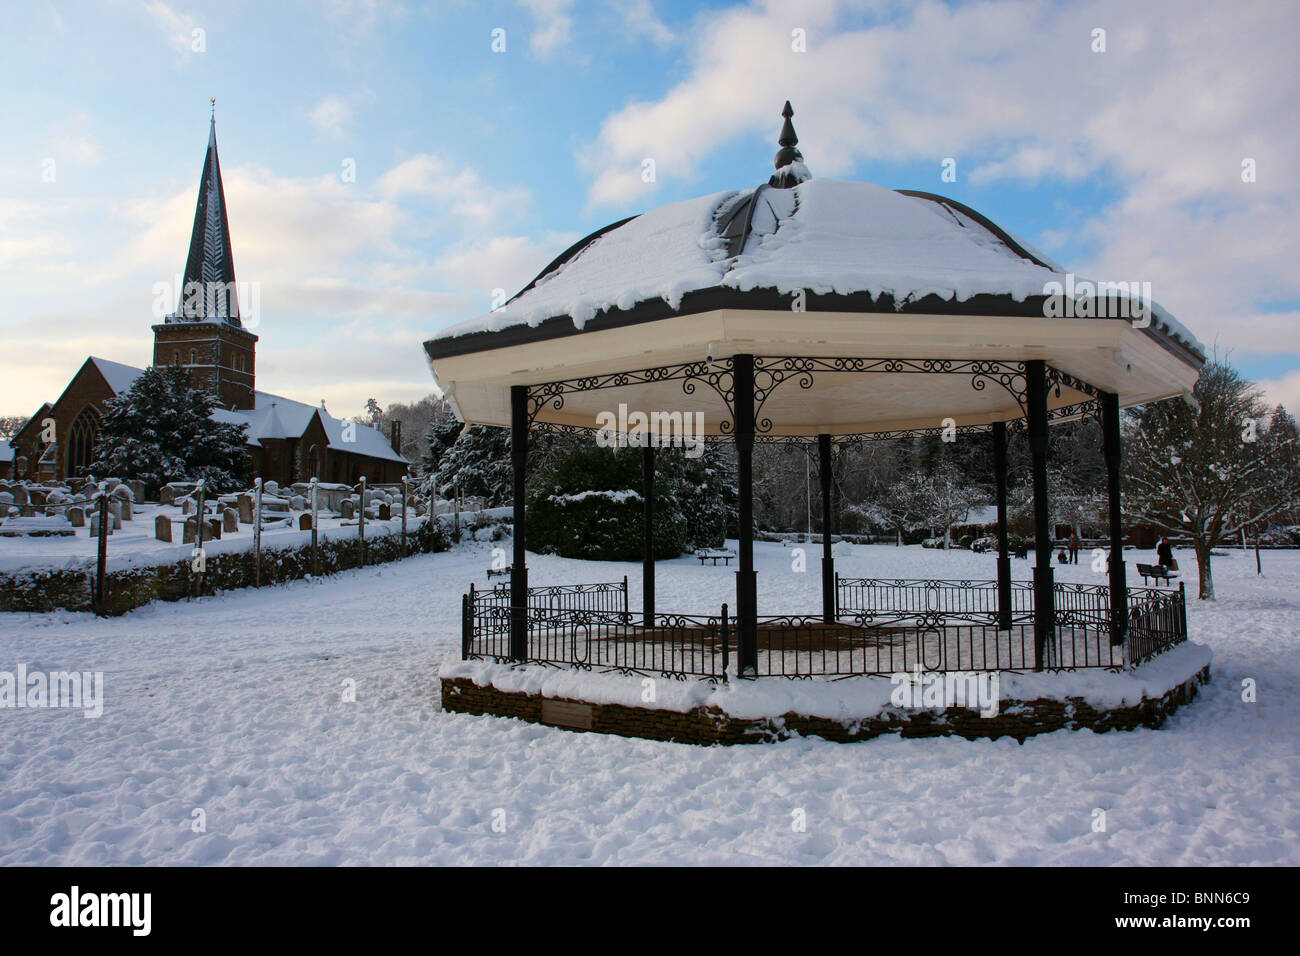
[1136,562,1177,585]
[696,549,735,566]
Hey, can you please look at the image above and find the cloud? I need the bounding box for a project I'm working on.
[432,232,581,310]
[576,0,1300,363]
[0,149,546,412]
[139,0,197,55]
[611,0,674,48]
[520,0,574,58]
[309,95,354,140]
[376,153,531,226]
[1257,369,1300,415]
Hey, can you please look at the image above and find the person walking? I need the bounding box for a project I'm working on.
[1068,530,1081,564]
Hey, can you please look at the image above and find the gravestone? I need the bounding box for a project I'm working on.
[377,502,391,521]
[237,493,254,524]
[128,480,146,503]
[223,508,238,533]
[89,513,113,537]
[182,516,197,544]
[340,499,355,519]
[205,516,222,541]
[155,514,172,542]
[67,506,86,528]
[298,513,313,531]
[11,486,28,506]
[289,495,305,511]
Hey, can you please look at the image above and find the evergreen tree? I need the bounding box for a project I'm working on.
[426,424,512,505]
[84,366,249,495]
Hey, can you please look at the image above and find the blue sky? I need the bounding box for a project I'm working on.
[2,0,1297,419]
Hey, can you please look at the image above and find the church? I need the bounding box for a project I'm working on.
[6,116,407,487]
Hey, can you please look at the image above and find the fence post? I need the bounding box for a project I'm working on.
[253,477,263,587]
[310,476,319,576]
[358,475,367,567]
[95,490,108,614]
[622,574,629,625]
[1178,580,1187,638]
[721,602,730,681]
[401,476,409,557]
[453,485,460,542]
[462,591,471,660]
[194,479,206,599]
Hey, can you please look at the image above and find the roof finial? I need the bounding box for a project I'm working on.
[770,100,809,188]
[210,97,216,119]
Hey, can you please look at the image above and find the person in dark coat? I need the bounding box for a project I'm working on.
[1068,531,1081,564]
[1157,536,1174,568]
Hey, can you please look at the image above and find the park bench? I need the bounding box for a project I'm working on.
[1136,562,1177,585]
[696,548,736,566]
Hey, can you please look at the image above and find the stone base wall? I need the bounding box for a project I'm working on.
[1,520,448,616]
[441,666,1210,746]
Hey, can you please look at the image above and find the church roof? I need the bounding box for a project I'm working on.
[90,356,147,395]
[168,116,241,326]
[212,391,407,463]
[73,357,404,463]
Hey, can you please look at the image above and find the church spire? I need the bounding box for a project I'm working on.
[174,108,240,325]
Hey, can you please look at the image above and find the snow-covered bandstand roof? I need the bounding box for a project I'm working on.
[424,103,1204,437]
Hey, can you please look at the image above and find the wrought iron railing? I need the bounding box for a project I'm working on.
[1126,582,1188,666]
[461,577,1188,679]
[836,576,1034,624]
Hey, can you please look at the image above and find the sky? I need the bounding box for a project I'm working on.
[1,0,1297,422]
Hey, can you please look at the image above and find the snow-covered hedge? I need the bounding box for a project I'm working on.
[0,515,450,615]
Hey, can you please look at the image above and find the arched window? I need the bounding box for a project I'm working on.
[190,350,196,366]
[67,405,100,477]
[172,351,180,366]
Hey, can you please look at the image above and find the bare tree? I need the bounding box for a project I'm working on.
[1125,362,1297,599]
[0,415,28,442]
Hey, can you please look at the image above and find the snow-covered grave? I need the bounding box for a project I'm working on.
[0,478,439,577]
[1,538,1294,865]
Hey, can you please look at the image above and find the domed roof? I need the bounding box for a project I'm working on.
[423,102,1203,435]
[430,174,1201,364]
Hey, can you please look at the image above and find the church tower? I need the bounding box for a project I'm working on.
[152,112,258,411]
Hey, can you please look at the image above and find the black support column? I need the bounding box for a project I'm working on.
[993,420,1012,631]
[509,385,529,662]
[642,444,655,627]
[1026,360,1054,670]
[733,354,758,676]
[1101,391,1128,646]
[818,434,835,624]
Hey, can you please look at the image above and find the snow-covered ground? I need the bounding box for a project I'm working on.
[1,541,1296,865]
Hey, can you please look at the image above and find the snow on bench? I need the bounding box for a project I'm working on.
[695,548,736,566]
